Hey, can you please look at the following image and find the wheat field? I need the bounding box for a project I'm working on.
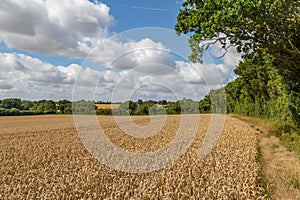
[0,115,267,199]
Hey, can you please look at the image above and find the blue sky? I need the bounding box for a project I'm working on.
[101,0,182,32]
[1,0,183,66]
[0,0,241,101]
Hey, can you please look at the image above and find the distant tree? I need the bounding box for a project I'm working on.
[135,103,152,115]
[10,108,21,115]
[64,106,72,114]
[199,95,211,114]
[166,102,181,114]
[0,98,22,109]
[137,99,143,105]
[158,100,167,105]
[21,100,34,110]
[44,100,56,113]
[96,109,112,115]
[96,100,111,104]
[179,98,199,114]
[210,89,227,114]
[149,105,166,115]
[73,100,95,114]
[146,100,157,104]
[58,100,72,114]
[119,101,137,115]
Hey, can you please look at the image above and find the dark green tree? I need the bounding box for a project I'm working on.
[175,0,300,70]
[149,105,166,115]
[0,98,22,109]
[73,100,95,114]
[158,100,167,105]
[166,102,181,114]
[21,100,34,110]
[199,95,211,114]
[137,99,143,105]
[44,100,56,113]
[135,103,150,115]
[119,101,137,115]
[175,0,300,125]
[58,100,72,114]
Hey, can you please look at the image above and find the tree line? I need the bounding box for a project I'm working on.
[79,99,200,116]
[0,98,73,116]
[103,99,199,116]
[176,0,300,127]
[0,98,201,116]
[199,51,299,126]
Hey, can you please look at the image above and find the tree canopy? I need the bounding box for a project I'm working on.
[175,0,300,74]
[176,0,300,125]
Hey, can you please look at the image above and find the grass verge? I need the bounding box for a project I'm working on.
[231,114,300,160]
[256,140,272,197]
[264,121,300,160]
[231,114,300,198]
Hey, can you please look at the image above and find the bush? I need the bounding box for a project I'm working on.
[112,108,130,116]
[96,109,112,115]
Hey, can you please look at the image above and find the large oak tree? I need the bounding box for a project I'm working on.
[175,0,300,76]
[176,0,300,124]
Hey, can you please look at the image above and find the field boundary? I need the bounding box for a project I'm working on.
[231,114,300,199]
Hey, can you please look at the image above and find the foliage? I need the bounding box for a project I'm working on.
[73,100,95,115]
[30,100,56,114]
[96,109,112,115]
[118,101,137,115]
[210,89,227,114]
[0,98,201,116]
[198,50,299,126]
[0,98,22,110]
[0,108,22,116]
[158,99,167,105]
[175,0,300,71]
[166,102,181,114]
[135,102,151,115]
[176,0,300,126]
[21,100,34,110]
[179,98,199,114]
[149,105,166,115]
[0,108,40,116]
[199,95,211,113]
[103,99,200,116]
[112,108,130,116]
[0,98,56,115]
[57,100,72,114]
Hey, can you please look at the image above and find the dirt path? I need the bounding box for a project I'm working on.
[231,115,300,200]
[260,134,300,200]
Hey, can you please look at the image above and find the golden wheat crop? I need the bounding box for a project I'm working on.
[0,115,267,199]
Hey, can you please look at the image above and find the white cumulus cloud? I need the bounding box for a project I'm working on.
[209,42,243,69]
[0,52,234,101]
[0,0,114,57]
[0,1,238,101]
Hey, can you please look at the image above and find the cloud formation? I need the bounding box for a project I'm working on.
[88,38,174,68]
[0,0,177,67]
[0,1,238,101]
[0,0,114,57]
[208,41,243,69]
[0,53,233,101]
